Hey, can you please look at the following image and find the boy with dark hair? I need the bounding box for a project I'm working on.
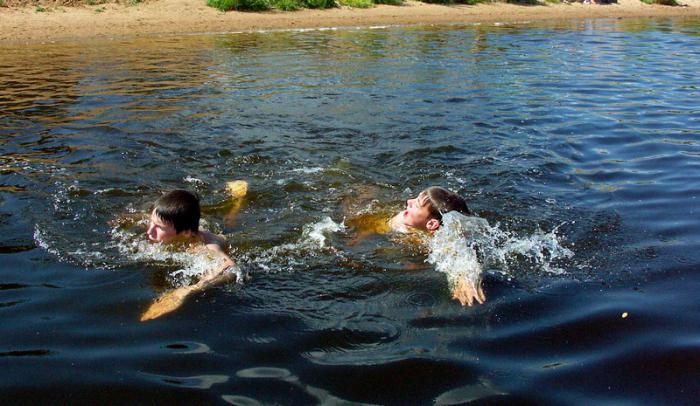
[347,186,486,306]
[146,189,202,243]
[141,188,240,321]
[152,190,200,233]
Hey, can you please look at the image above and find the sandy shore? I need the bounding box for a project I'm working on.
[1,0,699,43]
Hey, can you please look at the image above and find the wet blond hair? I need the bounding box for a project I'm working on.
[421,186,470,224]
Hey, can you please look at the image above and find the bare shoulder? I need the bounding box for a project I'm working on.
[198,230,235,267]
[199,230,226,249]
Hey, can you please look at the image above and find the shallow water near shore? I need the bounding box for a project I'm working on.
[1,18,700,404]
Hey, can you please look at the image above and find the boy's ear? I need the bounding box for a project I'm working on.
[426,218,440,232]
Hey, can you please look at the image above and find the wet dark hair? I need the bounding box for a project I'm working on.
[153,190,200,234]
[424,186,471,223]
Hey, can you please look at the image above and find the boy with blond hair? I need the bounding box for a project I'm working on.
[347,186,486,306]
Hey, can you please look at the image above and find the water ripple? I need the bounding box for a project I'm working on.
[1,19,700,404]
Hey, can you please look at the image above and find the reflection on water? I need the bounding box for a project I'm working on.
[1,18,700,404]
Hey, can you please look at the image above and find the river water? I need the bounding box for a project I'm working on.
[1,18,699,404]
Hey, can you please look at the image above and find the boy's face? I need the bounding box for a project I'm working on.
[398,191,440,231]
[146,209,178,242]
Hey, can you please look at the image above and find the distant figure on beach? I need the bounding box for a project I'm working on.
[140,182,247,321]
[345,186,486,306]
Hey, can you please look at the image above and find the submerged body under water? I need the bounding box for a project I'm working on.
[1,18,700,404]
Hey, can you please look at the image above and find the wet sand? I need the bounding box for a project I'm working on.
[1,0,700,43]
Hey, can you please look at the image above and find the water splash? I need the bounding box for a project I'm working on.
[427,214,483,289]
[109,223,230,287]
[428,212,574,286]
[291,167,325,174]
[183,176,205,186]
[303,217,344,248]
[240,216,345,273]
[34,222,115,269]
[33,225,62,259]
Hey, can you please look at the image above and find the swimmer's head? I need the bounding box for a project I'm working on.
[147,190,200,242]
[398,186,470,232]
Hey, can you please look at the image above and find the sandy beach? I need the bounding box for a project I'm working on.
[1,0,699,43]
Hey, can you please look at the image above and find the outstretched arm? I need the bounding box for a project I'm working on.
[140,240,237,321]
[140,262,237,321]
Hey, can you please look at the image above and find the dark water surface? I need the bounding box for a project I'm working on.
[1,18,700,404]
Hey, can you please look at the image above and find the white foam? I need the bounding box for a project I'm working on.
[183,176,206,185]
[427,214,484,288]
[33,224,61,258]
[34,223,113,269]
[239,217,344,273]
[109,226,231,287]
[291,167,325,174]
[427,212,574,286]
[304,216,344,248]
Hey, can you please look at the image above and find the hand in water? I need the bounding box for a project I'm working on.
[452,277,486,306]
[225,180,248,227]
[140,287,190,321]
